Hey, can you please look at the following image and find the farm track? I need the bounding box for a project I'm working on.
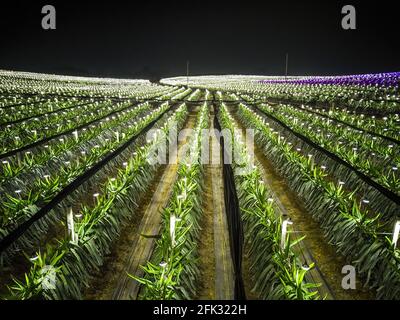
[230,107,374,300]
[83,165,166,300]
[83,109,198,300]
[196,108,234,300]
[87,104,237,300]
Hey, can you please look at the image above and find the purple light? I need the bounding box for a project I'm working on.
[258,72,400,88]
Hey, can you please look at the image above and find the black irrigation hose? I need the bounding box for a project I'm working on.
[246,102,400,206]
[0,100,94,129]
[0,107,171,254]
[214,113,246,301]
[0,100,144,160]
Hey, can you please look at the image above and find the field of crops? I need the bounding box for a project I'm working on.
[0,70,399,300]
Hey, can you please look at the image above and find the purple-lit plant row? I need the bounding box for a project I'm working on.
[254,73,400,112]
[259,72,400,87]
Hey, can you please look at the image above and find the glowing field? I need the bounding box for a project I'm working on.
[0,70,399,300]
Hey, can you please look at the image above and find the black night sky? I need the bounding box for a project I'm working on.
[0,1,399,79]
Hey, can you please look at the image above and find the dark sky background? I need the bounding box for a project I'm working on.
[0,1,399,79]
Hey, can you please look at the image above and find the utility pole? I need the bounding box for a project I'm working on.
[285,53,289,79]
[186,60,190,86]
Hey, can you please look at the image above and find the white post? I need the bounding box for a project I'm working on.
[170,214,176,247]
[281,219,293,249]
[67,207,76,243]
[392,221,400,248]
